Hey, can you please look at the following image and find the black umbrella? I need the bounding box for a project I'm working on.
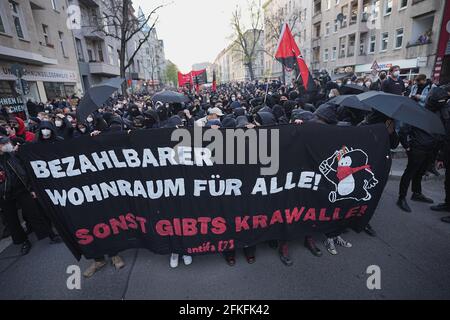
[340,84,369,95]
[330,73,353,81]
[357,91,445,135]
[152,90,190,104]
[76,77,124,121]
[329,95,372,111]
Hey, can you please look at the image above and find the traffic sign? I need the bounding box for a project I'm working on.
[370,60,380,71]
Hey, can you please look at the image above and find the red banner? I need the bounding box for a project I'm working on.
[177,69,207,88]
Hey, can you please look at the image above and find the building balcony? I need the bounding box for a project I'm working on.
[79,0,100,8]
[82,26,105,41]
[405,41,434,59]
[89,62,120,76]
[410,0,441,18]
[0,45,57,66]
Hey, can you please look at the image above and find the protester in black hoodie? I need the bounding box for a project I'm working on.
[0,135,61,255]
[427,86,450,220]
[35,121,64,143]
[397,111,441,212]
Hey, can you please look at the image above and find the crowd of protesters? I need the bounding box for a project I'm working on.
[0,65,449,278]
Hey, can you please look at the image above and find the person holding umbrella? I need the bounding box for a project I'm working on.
[397,100,444,212]
[428,86,450,219]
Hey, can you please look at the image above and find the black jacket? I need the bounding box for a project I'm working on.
[399,124,442,152]
[0,153,30,200]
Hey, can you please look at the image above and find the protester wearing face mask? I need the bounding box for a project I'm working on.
[73,123,90,138]
[0,135,61,255]
[54,114,73,140]
[34,121,63,143]
[381,65,405,96]
[328,89,340,100]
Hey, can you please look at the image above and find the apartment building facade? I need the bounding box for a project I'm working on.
[263,0,313,82]
[0,0,82,108]
[213,29,265,83]
[313,0,445,79]
[66,1,167,94]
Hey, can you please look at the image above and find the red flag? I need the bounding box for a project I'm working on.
[178,72,192,87]
[212,70,217,92]
[275,24,314,91]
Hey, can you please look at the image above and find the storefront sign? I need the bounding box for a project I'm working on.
[0,64,78,83]
[355,59,418,73]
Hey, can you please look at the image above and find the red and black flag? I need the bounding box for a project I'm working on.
[212,69,217,92]
[275,23,314,92]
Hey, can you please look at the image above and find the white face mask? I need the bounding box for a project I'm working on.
[55,120,63,127]
[79,128,86,133]
[365,82,372,87]
[1,143,14,153]
[357,82,364,87]
[329,93,335,99]
[41,129,52,139]
[393,71,400,78]
[87,116,94,123]
[66,116,73,122]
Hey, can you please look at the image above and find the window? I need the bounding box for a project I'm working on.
[9,1,24,39]
[334,20,338,33]
[75,38,84,62]
[87,49,93,62]
[381,32,389,51]
[373,0,380,19]
[324,49,329,61]
[98,43,104,62]
[102,13,109,33]
[359,33,367,55]
[339,36,346,58]
[399,0,408,9]
[59,31,66,56]
[369,35,376,53]
[384,0,392,15]
[108,45,114,65]
[51,0,57,10]
[332,47,337,60]
[341,5,348,28]
[325,22,330,35]
[347,34,355,57]
[314,0,321,15]
[335,0,340,5]
[350,1,358,25]
[326,0,331,10]
[314,23,321,38]
[42,25,50,45]
[395,28,403,48]
[0,14,5,33]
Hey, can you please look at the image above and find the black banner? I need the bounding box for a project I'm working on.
[19,124,391,260]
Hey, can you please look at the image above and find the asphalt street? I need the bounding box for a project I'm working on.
[0,176,449,300]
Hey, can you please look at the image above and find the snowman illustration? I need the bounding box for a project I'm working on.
[319,146,378,203]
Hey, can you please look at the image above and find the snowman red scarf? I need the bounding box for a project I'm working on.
[336,165,372,181]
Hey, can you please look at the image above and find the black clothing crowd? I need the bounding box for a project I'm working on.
[0,65,449,275]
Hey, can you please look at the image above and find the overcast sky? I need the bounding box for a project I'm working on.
[133,0,254,73]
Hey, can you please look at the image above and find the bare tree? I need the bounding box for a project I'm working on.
[264,5,300,84]
[85,0,162,95]
[230,1,264,81]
